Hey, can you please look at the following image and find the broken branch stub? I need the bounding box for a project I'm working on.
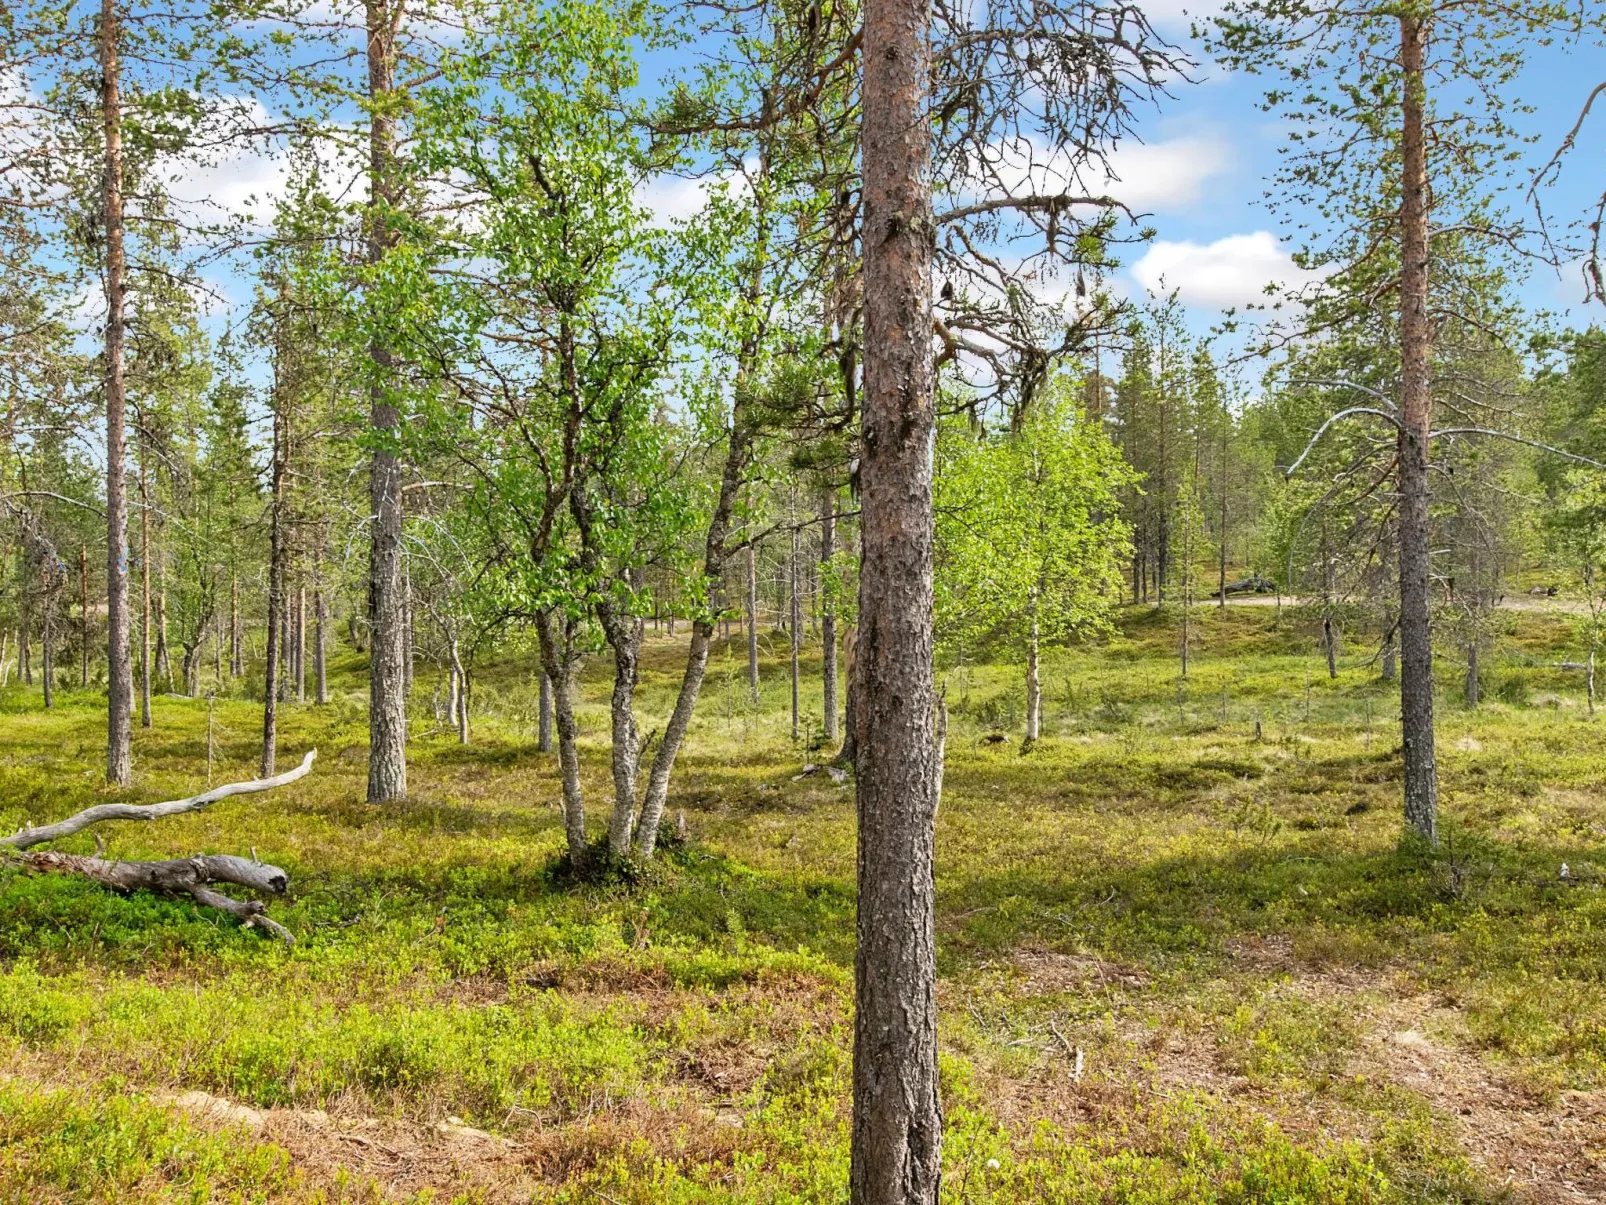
[0,751,317,944]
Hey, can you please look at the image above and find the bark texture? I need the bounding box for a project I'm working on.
[852,0,943,1192]
[536,611,587,867]
[101,0,132,785]
[1396,12,1438,846]
[365,0,408,803]
[821,491,838,742]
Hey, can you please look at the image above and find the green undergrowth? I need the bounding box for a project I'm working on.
[0,603,1598,1200]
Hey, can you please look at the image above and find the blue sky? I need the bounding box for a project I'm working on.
[1112,2,1604,335]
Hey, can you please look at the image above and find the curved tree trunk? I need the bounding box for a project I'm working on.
[537,610,586,868]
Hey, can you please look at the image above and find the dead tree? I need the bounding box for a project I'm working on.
[0,750,317,943]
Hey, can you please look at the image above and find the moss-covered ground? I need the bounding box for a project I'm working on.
[0,601,1601,1203]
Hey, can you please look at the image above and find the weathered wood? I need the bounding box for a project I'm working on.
[16,851,294,943]
[0,753,316,943]
[0,750,316,851]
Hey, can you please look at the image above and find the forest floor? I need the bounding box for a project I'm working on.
[0,603,1603,1203]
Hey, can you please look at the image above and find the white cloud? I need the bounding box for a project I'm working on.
[1100,134,1233,212]
[962,132,1233,219]
[1130,231,1325,309]
[1136,0,1224,32]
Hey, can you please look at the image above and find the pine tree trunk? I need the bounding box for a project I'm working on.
[261,389,287,779]
[101,0,133,785]
[295,584,306,703]
[821,490,838,744]
[138,453,151,727]
[1397,12,1439,846]
[365,0,408,803]
[836,623,858,766]
[1464,641,1478,708]
[852,0,943,1191]
[746,542,760,704]
[1324,616,1338,679]
[314,553,327,705]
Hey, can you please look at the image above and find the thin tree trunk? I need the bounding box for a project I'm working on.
[538,672,553,752]
[536,610,586,868]
[450,637,469,745]
[230,570,241,677]
[138,448,151,727]
[821,490,838,743]
[314,550,327,705]
[1324,616,1338,680]
[1025,617,1040,743]
[261,372,288,779]
[40,583,53,709]
[598,606,641,857]
[365,0,408,803]
[746,542,760,704]
[1464,641,1478,708]
[1397,12,1439,846]
[1588,643,1596,716]
[790,524,801,742]
[156,588,171,691]
[447,661,459,728]
[295,584,306,703]
[852,0,943,1191]
[101,0,133,785]
[80,546,89,687]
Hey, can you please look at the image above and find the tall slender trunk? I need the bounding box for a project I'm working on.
[101,0,132,785]
[365,0,408,802]
[1588,643,1596,716]
[40,581,53,709]
[1397,12,1438,846]
[156,587,171,691]
[447,660,459,727]
[261,370,288,778]
[450,636,469,745]
[230,570,241,677]
[313,549,326,706]
[746,542,760,704]
[138,446,151,727]
[821,490,838,743]
[836,623,858,765]
[790,524,801,742]
[295,584,306,703]
[79,546,89,687]
[536,610,586,867]
[853,0,943,1191]
[1025,616,1040,743]
[1324,616,1338,679]
[538,672,553,752]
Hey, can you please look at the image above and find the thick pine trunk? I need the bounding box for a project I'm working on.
[365,0,408,803]
[1397,13,1439,846]
[101,0,132,783]
[821,490,838,743]
[852,0,943,1193]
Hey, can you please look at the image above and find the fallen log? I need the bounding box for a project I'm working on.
[0,750,316,851]
[0,751,316,944]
